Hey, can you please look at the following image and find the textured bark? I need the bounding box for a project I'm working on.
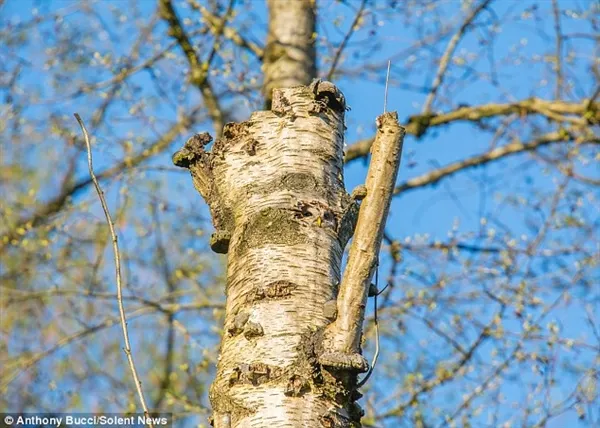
[324,113,404,358]
[175,81,366,427]
[263,0,317,108]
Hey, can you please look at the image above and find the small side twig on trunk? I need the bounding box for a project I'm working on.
[74,113,153,426]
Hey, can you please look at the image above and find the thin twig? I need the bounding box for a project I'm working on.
[422,0,492,114]
[586,85,600,111]
[551,0,564,99]
[357,265,387,388]
[326,0,367,81]
[74,113,153,425]
[384,60,391,114]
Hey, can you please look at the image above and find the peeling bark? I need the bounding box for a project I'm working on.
[174,81,400,427]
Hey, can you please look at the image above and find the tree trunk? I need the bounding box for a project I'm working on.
[174,82,352,427]
[263,0,317,108]
[173,81,403,427]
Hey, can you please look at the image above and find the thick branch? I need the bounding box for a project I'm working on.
[345,98,598,162]
[393,130,599,196]
[172,131,233,253]
[324,112,405,358]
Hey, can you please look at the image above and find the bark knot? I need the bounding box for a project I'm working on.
[222,121,250,141]
[243,321,264,339]
[249,280,298,302]
[284,374,310,397]
[210,231,231,254]
[229,362,281,387]
[350,185,367,201]
[320,407,354,428]
[271,90,294,117]
[319,352,369,373]
[227,311,250,336]
[293,200,337,229]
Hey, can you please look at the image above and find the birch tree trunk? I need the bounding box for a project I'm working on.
[173,81,403,427]
[263,0,316,108]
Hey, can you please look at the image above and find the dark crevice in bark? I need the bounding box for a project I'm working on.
[227,311,250,336]
[249,280,299,302]
[228,362,283,387]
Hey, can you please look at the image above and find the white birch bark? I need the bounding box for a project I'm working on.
[263,0,316,108]
[174,81,365,427]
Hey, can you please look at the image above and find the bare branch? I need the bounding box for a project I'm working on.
[74,114,153,424]
[1,106,201,252]
[422,0,493,114]
[377,309,507,422]
[188,0,264,60]
[0,307,155,390]
[393,130,599,196]
[325,0,367,81]
[345,97,598,163]
[325,112,405,357]
[159,0,226,135]
[551,0,564,99]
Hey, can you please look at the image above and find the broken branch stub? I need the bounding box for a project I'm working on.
[173,132,233,253]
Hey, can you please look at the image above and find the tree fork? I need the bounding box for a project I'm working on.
[173,81,403,427]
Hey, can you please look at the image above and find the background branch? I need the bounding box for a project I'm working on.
[345,98,598,163]
[421,0,493,114]
[159,0,228,135]
[326,0,367,81]
[393,130,599,196]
